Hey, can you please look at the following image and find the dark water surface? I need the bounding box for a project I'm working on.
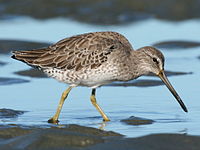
[0,16,200,139]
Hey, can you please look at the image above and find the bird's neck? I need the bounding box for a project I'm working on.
[130,50,150,77]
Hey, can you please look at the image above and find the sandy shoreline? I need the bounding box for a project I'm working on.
[0,124,199,150]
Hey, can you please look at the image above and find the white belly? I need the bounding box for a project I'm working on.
[44,66,119,88]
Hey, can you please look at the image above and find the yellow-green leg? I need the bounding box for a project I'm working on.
[90,89,110,121]
[48,86,73,124]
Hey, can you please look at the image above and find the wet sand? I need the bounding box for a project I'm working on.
[153,40,200,49]
[14,69,47,78]
[1,0,200,25]
[0,77,29,86]
[0,124,200,150]
[1,109,200,150]
[0,40,50,54]
[0,61,7,66]
[121,116,154,125]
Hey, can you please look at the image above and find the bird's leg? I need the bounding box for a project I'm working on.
[48,86,73,124]
[90,89,110,121]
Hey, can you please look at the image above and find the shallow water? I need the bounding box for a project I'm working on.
[0,17,200,138]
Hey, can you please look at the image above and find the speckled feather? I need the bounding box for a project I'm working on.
[11,31,188,115]
[12,31,163,87]
[13,32,132,70]
[12,32,135,86]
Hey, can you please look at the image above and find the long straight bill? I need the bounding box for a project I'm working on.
[158,70,188,112]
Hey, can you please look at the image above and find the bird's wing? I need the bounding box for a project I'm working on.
[12,32,133,71]
[31,32,132,71]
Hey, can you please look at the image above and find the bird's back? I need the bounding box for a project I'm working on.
[12,31,134,87]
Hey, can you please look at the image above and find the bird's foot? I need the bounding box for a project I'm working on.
[48,117,59,124]
[103,118,110,122]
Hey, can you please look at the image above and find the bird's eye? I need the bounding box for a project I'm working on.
[153,57,159,64]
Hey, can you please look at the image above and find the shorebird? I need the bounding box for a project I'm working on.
[11,31,188,123]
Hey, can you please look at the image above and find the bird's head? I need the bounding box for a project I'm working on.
[136,46,188,112]
[136,46,164,75]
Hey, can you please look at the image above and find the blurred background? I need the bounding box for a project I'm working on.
[0,0,200,137]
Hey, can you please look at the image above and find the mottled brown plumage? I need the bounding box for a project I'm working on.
[11,31,187,123]
[12,32,131,71]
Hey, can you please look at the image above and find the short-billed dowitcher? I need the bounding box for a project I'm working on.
[11,31,188,123]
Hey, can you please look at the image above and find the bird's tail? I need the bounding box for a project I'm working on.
[11,48,49,67]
